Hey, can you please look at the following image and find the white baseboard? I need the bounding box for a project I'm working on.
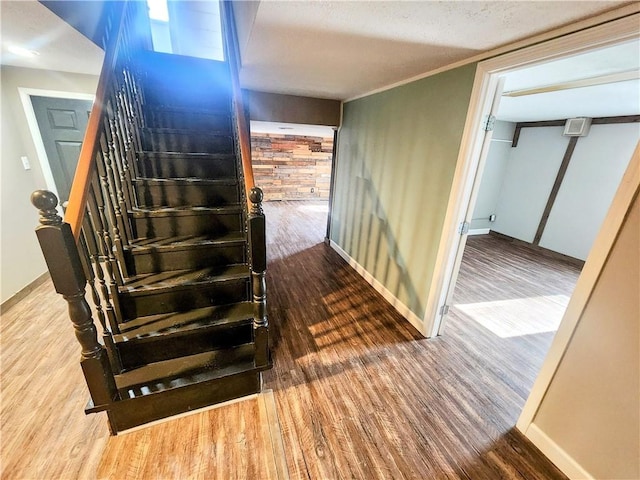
[524,423,594,480]
[468,228,490,235]
[329,240,427,337]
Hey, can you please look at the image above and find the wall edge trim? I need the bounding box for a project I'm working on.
[523,423,595,480]
[329,240,428,337]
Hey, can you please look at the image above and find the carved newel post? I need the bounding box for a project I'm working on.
[31,190,118,407]
[248,187,270,367]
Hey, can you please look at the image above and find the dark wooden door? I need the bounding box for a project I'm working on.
[31,96,93,206]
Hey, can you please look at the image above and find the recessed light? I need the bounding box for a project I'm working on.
[8,45,40,57]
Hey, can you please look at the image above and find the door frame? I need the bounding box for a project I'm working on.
[421,11,639,470]
[19,88,95,207]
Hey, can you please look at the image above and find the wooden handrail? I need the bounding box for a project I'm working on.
[220,1,255,203]
[65,2,128,241]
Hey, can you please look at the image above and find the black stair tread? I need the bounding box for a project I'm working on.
[126,232,246,253]
[115,301,253,339]
[115,343,256,395]
[134,177,238,186]
[144,104,231,117]
[129,205,243,218]
[120,264,250,294]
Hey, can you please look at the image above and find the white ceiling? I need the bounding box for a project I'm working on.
[0,1,104,75]
[1,0,637,124]
[238,0,631,100]
[497,39,640,122]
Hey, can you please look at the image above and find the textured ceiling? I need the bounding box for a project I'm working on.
[1,0,636,123]
[0,1,104,75]
[239,1,631,100]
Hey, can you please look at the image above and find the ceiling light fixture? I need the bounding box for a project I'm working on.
[8,45,40,57]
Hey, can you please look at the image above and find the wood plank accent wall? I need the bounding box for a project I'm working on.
[251,133,333,201]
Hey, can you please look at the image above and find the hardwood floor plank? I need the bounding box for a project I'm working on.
[262,201,571,480]
[1,200,574,479]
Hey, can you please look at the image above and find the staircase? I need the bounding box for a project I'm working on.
[30,1,271,434]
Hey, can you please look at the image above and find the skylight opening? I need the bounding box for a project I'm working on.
[147,0,169,22]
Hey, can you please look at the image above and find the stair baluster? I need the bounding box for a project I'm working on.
[248,187,270,367]
[106,97,133,247]
[79,218,122,372]
[79,224,107,332]
[100,123,129,279]
[31,190,119,411]
[96,143,125,287]
[128,70,145,148]
[87,180,121,334]
[117,81,137,162]
[112,88,136,223]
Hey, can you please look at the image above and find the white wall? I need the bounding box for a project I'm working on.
[531,187,639,480]
[492,126,569,242]
[0,66,99,304]
[470,120,515,230]
[486,123,638,260]
[540,123,640,259]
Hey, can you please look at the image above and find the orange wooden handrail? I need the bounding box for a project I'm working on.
[232,83,255,195]
[220,1,255,204]
[65,2,127,241]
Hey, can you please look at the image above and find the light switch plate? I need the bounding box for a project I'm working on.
[21,156,31,170]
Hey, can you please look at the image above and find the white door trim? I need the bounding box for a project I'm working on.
[420,10,640,449]
[19,88,95,206]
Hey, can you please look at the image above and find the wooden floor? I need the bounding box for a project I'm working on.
[0,200,579,479]
[0,286,287,479]
[263,201,575,479]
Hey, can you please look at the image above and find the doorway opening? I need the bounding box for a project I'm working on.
[426,19,639,459]
[19,89,95,209]
[448,36,639,336]
[250,121,337,258]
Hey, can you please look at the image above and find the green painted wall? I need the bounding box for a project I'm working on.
[330,63,477,318]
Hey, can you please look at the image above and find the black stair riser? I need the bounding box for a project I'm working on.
[144,109,231,132]
[120,280,250,319]
[138,154,237,179]
[134,183,240,208]
[142,87,231,111]
[137,50,231,82]
[142,131,233,154]
[106,370,261,433]
[117,322,253,371]
[130,212,242,239]
[124,243,247,275]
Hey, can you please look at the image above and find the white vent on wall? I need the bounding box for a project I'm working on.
[563,117,592,137]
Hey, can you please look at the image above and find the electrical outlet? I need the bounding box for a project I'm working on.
[21,156,31,170]
[489,214,496,222]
